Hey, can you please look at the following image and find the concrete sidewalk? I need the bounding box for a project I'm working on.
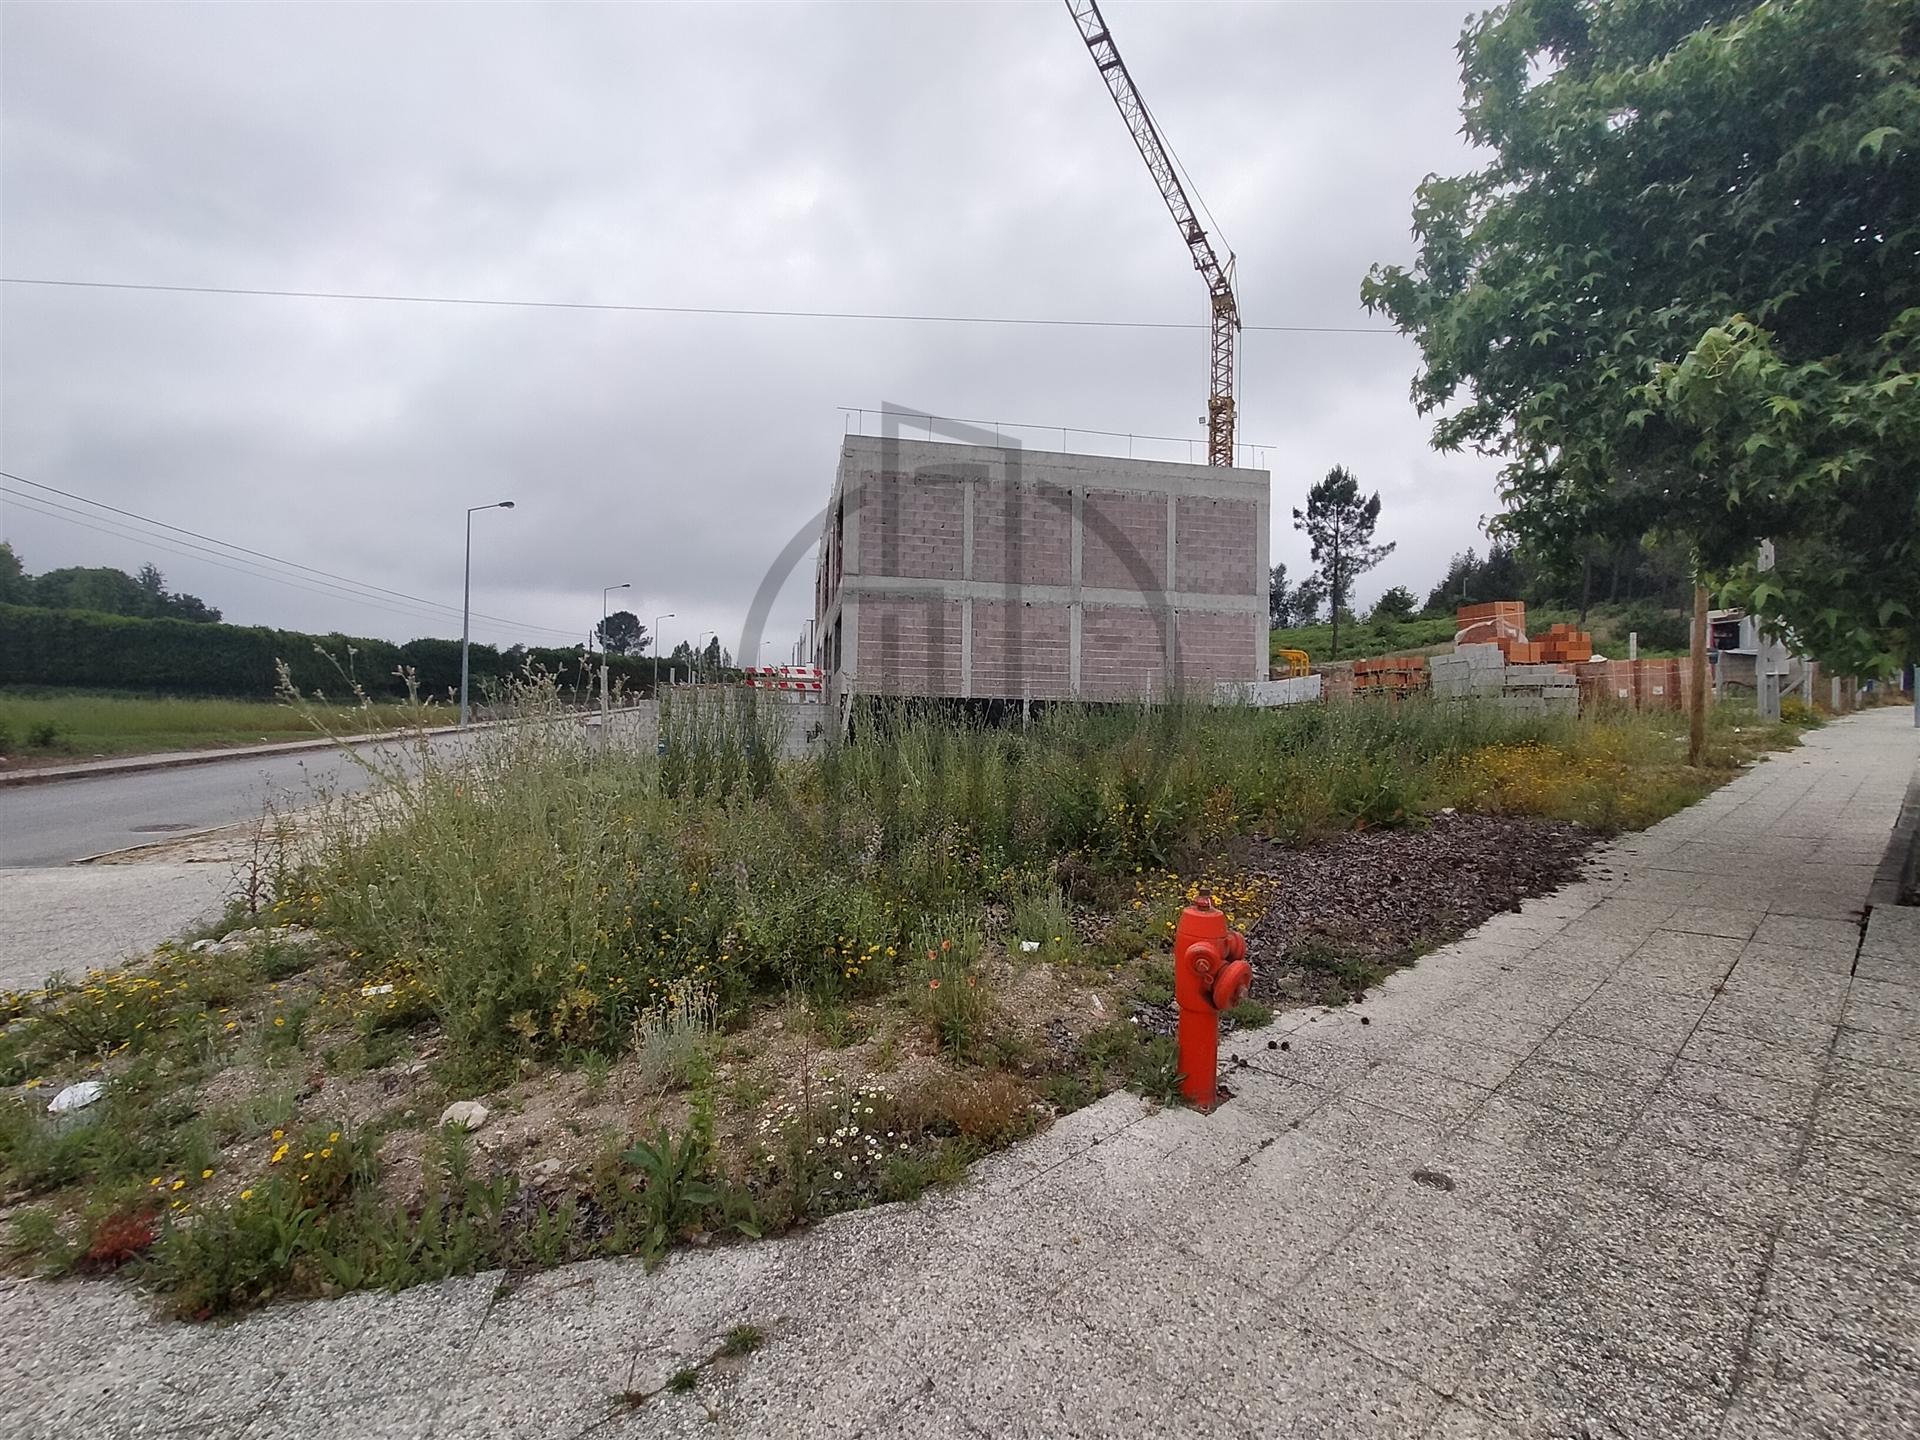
[6,709,1918,1439]
[0,865,233,992]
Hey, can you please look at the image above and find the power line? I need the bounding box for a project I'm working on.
[0,489,542,635]
[0,471,581,641]
[2,489,575,642]
[0,276,1396,335]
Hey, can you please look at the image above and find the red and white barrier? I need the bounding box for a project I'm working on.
[743,666,824,694]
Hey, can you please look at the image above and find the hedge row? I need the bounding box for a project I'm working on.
[0,604,664,700]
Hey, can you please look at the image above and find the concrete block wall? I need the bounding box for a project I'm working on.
[819,438,1269,702]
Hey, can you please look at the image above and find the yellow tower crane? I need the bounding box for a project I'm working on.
[1063,0,1240,467]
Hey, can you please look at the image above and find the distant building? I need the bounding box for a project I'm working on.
[815,437,1269,704]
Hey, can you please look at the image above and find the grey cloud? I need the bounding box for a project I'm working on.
[1,1,1498,656]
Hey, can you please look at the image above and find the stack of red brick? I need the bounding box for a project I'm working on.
[1454,601,1527,649]
[1575,657,1692,711]
[1351,655,1429,698]
[1533,622,1594,665]
[1455,603,1594,666]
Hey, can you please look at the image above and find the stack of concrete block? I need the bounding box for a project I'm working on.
[1430,643,1506,698]
[1218,674,1323,707]
[1500,663,1579,715]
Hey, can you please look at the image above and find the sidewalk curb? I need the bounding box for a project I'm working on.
[0,724,466,790]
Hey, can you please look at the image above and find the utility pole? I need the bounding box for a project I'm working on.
[1688,580,1709,766]
[653,612,675,691]
[602,582,631,726]
[460,500,515,727]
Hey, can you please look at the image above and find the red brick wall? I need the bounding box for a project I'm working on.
[859,473,965,581]
[971,601,1071,699]
[855,597,963,694]
[1081,604,1170,700]
[1174,610,1259,690]
[971,482,1072,586]
[1082,490,1169,591]
[1174,496,1257,595]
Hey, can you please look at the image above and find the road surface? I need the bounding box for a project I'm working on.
[0,732,473,868]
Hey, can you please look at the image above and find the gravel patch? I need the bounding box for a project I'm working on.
[1237,812,1597,1006]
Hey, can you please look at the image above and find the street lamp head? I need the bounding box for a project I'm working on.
[498,501,515,510]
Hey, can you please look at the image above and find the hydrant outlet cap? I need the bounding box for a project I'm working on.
[1213,958,1253,1012]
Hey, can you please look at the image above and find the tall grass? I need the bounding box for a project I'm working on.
[286,677,1719,1076]
[0,689,422,757]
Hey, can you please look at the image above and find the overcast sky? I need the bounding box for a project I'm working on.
[1,1,1498,664]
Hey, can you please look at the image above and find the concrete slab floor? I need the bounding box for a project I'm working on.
[4,708,1918,1439]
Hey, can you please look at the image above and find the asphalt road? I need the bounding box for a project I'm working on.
[0,734,472,867]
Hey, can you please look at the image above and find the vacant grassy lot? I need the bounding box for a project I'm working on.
[0,690,429,760]
[0,684,1811,1316]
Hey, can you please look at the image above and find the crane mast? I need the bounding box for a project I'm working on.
[1064,0,1239,467]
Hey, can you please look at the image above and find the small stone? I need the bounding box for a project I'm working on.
[526,1157,567,1187]
[1279,1041,1290,1051]
[439,1100,491,1131]
[48,1080,105,1114]
[1266,1040,1278,1051]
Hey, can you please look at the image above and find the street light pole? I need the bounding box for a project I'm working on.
[601,583,631,724]
[696,630,715,686]
[460,500,515,728]
[653,612,675,690]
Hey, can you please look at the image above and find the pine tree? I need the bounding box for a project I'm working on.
[1292,467,1395,661]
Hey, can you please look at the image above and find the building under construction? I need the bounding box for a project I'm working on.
[815,436,1269,704]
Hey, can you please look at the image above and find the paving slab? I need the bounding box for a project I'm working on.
[4,707,1917,1437]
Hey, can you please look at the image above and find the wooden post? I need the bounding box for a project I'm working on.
[1688,582,1709,765]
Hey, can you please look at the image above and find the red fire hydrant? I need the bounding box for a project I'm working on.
[1172,896,1253,1110]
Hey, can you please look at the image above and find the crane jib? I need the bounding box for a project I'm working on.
[1063,0,1241,467]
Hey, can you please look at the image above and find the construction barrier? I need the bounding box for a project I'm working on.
[743,665,824,695]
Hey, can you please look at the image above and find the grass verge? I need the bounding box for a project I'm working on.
[0,688,424,761]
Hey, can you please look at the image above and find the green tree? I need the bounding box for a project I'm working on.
[1363,0,1919,675]
[0,542,24,604]
[1292,467,1395,661]
[1267,563,1295,629]
[1371,586,1418,624]
[30,565,150,616]
[596,610,646,656]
